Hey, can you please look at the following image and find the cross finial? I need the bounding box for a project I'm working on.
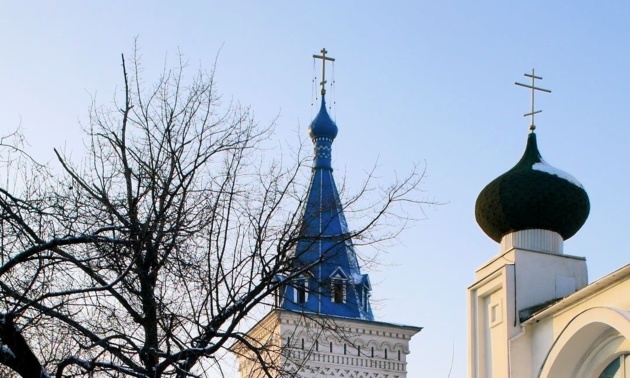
[515,69,552,132]
[313,48,335,96]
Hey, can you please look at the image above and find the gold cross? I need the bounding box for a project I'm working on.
[313,48,335,96]
[515,69,551,132]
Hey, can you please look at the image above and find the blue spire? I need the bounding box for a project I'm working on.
[280,96,374,321]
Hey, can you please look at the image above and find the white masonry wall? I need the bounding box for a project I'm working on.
[468,230,587,378]
[236,309,420,378]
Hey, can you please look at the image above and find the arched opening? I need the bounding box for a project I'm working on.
[540,307,630,377]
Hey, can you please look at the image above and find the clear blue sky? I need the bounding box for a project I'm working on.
[2,2,630,376]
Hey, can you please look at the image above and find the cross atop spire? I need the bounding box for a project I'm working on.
[313,48,335,96]
[515,69,552,132]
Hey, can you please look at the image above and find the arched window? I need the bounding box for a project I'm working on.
[599,354,630,378]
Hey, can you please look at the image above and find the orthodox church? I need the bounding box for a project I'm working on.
[233,50,421,377]
[469,72,630,377]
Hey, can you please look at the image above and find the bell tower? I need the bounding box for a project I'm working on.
[233,49,422,378]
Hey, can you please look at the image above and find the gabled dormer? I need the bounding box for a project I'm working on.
[329,267,348,304]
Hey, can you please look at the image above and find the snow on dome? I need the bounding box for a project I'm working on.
[532,160,584,188]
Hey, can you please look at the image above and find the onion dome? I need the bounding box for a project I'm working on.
[475,132,590,243]
[308,96,338,140]
[308,96,338,170]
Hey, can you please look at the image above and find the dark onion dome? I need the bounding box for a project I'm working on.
[475,132,590,243]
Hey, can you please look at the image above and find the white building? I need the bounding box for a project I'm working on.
[234,310,420,377]
[469,98,630,377]
[233,50,421,378]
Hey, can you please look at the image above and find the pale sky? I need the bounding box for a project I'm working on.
[2,2,630,377]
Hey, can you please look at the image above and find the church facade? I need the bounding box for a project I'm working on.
[469,74,630,378]
[234,50,421,378]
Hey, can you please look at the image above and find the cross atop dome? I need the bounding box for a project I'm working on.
[313,48,335,96]
[308,48,338,170]
[476,70,589,245]
[515,69,551,132]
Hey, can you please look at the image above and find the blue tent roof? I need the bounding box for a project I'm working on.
[280,96,374,321]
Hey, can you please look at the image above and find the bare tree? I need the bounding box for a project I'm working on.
[0,49,427,378]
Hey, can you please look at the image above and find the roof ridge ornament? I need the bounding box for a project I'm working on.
[515,69,551,132]
[313,48,335,96]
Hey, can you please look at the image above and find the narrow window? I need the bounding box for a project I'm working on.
[274,288,280,307]
[371,347,374,358]
[384,349,388,359]
[287,337,291,346]
[344,344,347,355]
[315,340,319,351]
[332,280,345,303]
[398,350,401,361]
[330,342,333,353]
[357,346,361,356]
[295,280,307,304]
[363,290,368,310]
